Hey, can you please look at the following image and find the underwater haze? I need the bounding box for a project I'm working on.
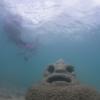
[0,0,100,92]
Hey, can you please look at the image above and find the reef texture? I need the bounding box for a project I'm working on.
[26,85,100,100]
[26,59,100,100]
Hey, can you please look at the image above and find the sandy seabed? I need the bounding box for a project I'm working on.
[0,96,25,100]
[0,87,25,100]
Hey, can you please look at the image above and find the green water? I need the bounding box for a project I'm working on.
[0,29,100,91]
[0,0,100,92]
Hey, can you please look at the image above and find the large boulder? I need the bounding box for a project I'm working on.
[26,59,100,100]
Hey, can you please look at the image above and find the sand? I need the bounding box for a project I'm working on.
[0,96,25,100]
[0,87,25,100]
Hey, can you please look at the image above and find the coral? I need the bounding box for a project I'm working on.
[26,85,100,100]
[42,58,79,86]
[26,59,100,100]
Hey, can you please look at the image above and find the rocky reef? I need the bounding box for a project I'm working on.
[26,59,100,100]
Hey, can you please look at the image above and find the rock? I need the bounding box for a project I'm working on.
[26,59,100,100]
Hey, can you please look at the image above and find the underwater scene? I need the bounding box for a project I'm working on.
[0,0,100,100]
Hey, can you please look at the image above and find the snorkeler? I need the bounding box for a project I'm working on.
[3,13,40,61]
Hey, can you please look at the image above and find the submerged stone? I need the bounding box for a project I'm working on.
[26,59,100,100]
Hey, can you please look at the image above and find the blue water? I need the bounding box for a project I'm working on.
[0,0,100,92]
[0,29,100,90]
